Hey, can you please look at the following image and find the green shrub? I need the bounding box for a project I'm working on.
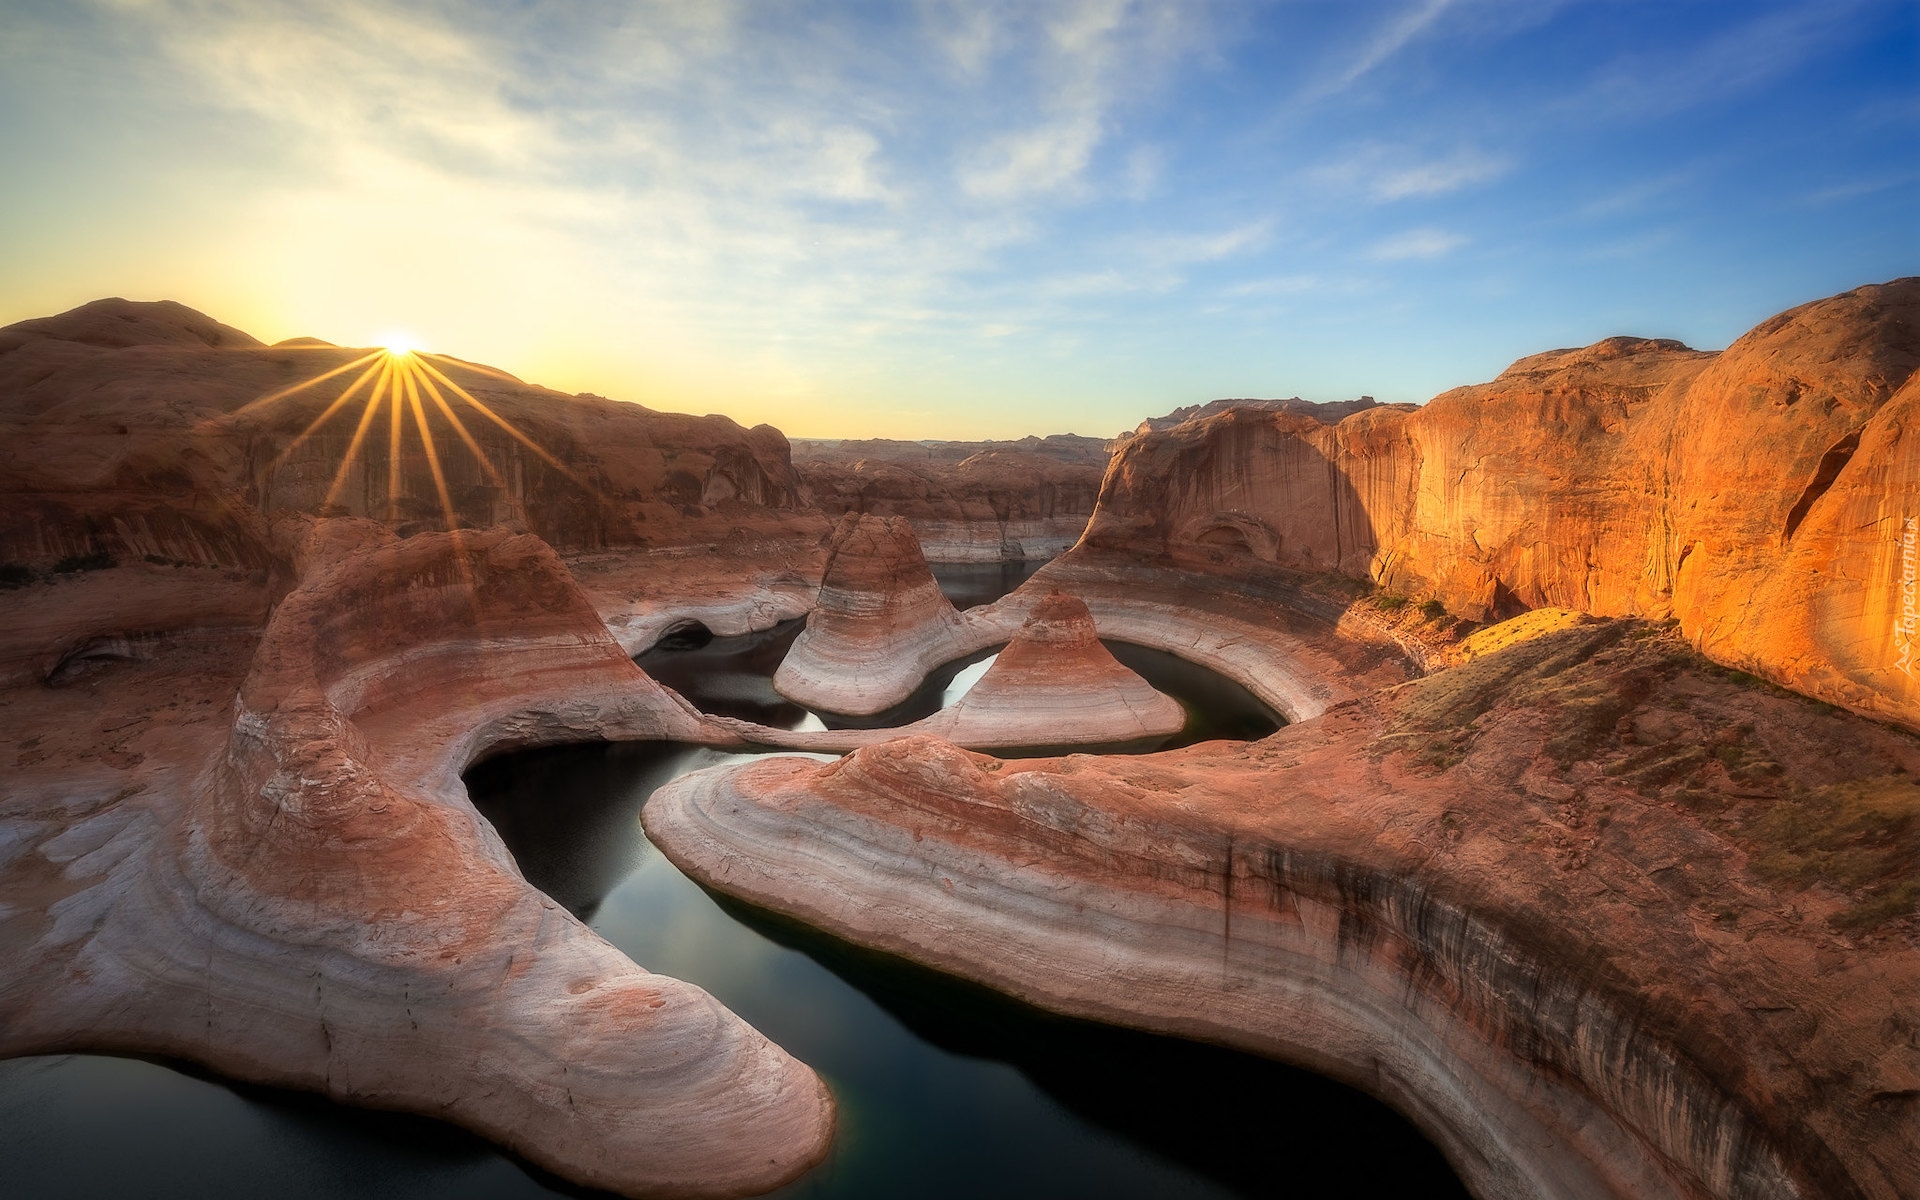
[1376,592,1409,611]
[0,563,32,589]
[1420,598,1448,620]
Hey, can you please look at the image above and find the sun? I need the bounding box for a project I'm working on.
[221,337,593,538]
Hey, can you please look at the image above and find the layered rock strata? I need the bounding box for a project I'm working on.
[0,519,834,1198]
[772,511,1408,723]
[793,436,1107,562]
[1074,278,1920,729]
[647,623,1920,1200]
[773,512,977,715]
[735,591,1185,753]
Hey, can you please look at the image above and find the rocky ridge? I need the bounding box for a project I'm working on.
[737,590,1186,753]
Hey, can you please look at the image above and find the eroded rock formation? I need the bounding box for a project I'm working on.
[649,622,1920,1200]
[737,590,1186,753]
[6,280,1918,1200]
[794,435,1107,561]
[0,518,834,1197]
[1076,278,1920,729]
[774,512,976,715]
[934,590,1184,745]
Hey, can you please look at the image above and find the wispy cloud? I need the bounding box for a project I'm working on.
[953,0,1208,201]
[1572,0,1872,119]
[1315,145,1510,202]
[1221,274,1320,298]
[2,0,1909,437]
[1307,0,1455,100]
[1797,174,1913,206]
[1368,228,1467,261]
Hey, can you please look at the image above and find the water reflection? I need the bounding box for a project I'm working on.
[927,560,1047,610]
[638,628,1283,755]
[0,558,1460,1198]
[466,741,1473,1200]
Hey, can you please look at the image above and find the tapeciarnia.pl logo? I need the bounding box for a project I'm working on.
[1899,516,1918,679]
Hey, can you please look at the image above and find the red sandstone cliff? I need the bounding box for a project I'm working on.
[1074,278,1920,730]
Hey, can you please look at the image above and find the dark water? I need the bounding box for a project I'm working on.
[635,560,1047,730]
[639,629,1281,754]
[0,561,1466,1198]
[465,741,1475,1199]
[927,559,1047,609]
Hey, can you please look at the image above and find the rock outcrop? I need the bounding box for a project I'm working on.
[736,591,1186,753]
[794,436,1107,562]
[1119,394,1397,438]
[0,520,836,1197]
[1076,278,1920,729]
[774,513,976,715]
[647,622,1920,1200]
[931,591,1184,746]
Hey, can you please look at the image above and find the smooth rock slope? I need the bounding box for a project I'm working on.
[649,622,1920,1200]
[0,519,835,1197]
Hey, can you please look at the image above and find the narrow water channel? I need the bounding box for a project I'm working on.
[463,739,1473,1199]
[0,559,1470,1198]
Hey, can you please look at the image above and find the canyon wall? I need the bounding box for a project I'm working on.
[0,518,835,1196]
[651,623,1920,1200]
[1076,278,1920,729]
[794,436,1108,561]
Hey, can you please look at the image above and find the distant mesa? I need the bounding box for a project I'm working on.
[1125,394,1397,439]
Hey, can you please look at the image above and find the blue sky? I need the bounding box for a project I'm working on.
[1,1,1914,437]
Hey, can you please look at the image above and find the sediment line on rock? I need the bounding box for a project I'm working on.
[644,739,1870,1200]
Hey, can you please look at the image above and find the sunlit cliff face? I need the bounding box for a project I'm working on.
[225,342,594,533]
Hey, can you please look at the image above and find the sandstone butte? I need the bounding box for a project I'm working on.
[3,282,1919,1199]
[772,510,977,715]
[736,590,1187,754]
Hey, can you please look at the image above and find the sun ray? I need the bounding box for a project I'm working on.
[270,357,387,467]
[385,362,407,522]
[418,351,525,387]
[414,367,507,489]
[400,362,460,529]
[411,356,595,492]
[255,342,597,530]
[399,360,482,607]
[226,350,383,420]
[323,361,393,511]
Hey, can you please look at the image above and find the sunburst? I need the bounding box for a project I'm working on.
[226,340,595,538]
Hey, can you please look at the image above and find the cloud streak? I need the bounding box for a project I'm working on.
[1368,228,1467,261]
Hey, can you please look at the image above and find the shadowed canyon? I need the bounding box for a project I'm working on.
[3,280,1918,1199]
